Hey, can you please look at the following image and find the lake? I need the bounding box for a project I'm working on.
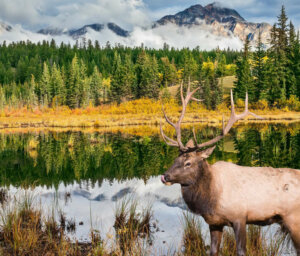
[0,123,299,254]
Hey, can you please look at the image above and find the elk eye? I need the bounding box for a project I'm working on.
[185,162,191,167]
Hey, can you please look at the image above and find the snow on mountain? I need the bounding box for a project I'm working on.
[155,2,271,45]
[0,3,272,49]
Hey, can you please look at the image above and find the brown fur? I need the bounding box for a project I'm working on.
[162,148,300,256]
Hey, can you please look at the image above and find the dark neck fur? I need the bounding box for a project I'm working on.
[181,160,216,215]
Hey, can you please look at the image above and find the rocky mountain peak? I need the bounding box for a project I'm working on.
[204,2,245,23]
[155,2,271,45]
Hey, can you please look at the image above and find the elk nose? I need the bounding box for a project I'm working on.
[164,174,170,182]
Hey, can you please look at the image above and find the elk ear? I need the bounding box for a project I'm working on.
[186,139,195,148]
[197,146,216,159]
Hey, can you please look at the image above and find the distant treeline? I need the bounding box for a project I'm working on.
[0,39,237,109]
[0,6,299,111]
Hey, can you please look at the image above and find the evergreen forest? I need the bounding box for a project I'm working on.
[0,6,299,111]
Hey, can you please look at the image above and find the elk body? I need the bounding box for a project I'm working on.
[160,81,300,256]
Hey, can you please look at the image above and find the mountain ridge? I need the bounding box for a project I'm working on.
[0,3,272,48]
[38,22,129,39]
[155,2,271,44]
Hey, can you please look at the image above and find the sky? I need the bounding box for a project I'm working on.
[0,0,299,30]
[0,0,299,50]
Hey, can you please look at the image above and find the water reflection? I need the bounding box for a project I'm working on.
[0,123,299,188]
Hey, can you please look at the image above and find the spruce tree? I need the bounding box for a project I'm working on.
[51,63,66,106]
[40,62,51,106]
[253,32,268,100]
[234,37,255,101]
[182,52,198,82]
[286,21,298,98]
[161,57,177,87]
[136,51,159,99]
[67,55,81,108]
[111,52,124,103]
[90,66,103,105]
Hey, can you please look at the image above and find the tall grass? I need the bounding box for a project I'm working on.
[0,98,299,129]
[181,213,288,256]
[0,192,292,255]
[182,212,208,255]
[114,198,153,255]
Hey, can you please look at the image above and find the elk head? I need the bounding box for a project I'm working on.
[160,79,262,187]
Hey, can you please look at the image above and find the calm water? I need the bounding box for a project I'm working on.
[0,123,299,253]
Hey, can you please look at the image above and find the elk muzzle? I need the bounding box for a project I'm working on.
[161,174,173,186]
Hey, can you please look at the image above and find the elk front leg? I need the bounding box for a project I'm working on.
[209,225,223,256]
[233,220,246,256]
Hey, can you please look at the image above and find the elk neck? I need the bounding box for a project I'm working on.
[181,159,217,216]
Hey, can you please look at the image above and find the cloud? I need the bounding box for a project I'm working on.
[0,0,299,30]
[0,0,150,30]
[0,0,298,50]
[127,24,243,50]
[0,21,243,51]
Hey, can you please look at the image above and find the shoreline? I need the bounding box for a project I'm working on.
[0,116,299,137]
[0,112,299,130]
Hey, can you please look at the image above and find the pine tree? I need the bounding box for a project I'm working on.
[286,21,297,98]
[51,63,66,106]
[200,59,222,110]
[29,75,38,107]
[79,60,90,107]
[40,62,51,106]
[161,57,177,87]
[67,55,81,108]
[234,37,255,101]
[111,52,124,103]
[182,52,198,82]
[90,66,103,105]
[136,51,159,99]
[266,6,289,103]
[253,32,268,100]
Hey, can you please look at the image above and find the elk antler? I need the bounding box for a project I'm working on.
[160,78,202,151]
[161,86,263,152]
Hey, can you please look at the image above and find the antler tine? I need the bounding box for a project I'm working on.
[222,114,225,135]
[160,121,179,147]
[187,76,191,94]
[191,97,203,102]
[230,89,235,114]
[195,89,263,149]
[192,126,199,145]
[180,80,184,105]
[162,105,176,129]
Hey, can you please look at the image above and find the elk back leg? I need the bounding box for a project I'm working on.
[232,220,246,256]
[209,225,223,256]
[283,213,300,256]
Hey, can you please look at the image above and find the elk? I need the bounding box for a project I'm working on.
[160,81,300,256]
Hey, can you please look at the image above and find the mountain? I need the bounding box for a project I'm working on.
[0,3,273,49]
[38,23,129,39]
[155,2,271,45]
[0,22,12,34]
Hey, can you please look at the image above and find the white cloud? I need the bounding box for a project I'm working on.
[0,0,151,30]
[0,22,243,51]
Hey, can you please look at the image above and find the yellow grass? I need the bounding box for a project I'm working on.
[0,98,299,131]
